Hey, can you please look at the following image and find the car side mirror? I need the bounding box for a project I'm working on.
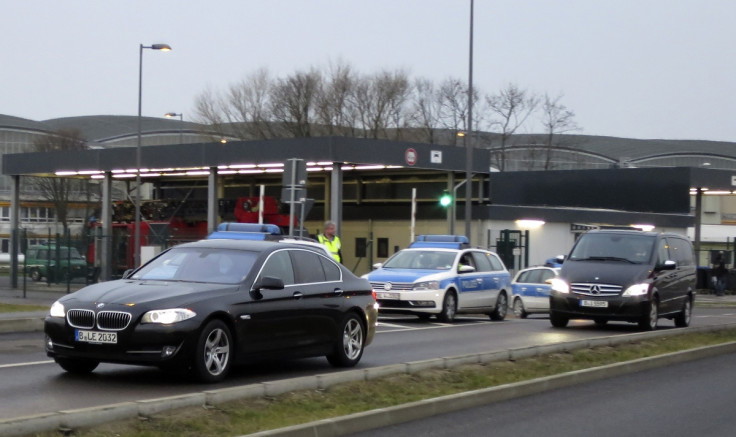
[656,260,677,271]
[254,276,285,291]
[122,269,135,279]
[554,255,566,264]
[458,265,476,273]
[372,262,383,270]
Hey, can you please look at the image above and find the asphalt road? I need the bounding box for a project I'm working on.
[352,350,736,437]
[1,308,735,421]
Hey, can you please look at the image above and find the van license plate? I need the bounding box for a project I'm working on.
[580,300,608,308]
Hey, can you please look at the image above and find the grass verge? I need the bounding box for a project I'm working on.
[0,303,48,313]
[32,328,736,437]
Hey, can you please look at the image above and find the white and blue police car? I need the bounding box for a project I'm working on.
[363,235,511,322]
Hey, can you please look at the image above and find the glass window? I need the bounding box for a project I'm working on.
[133,247,257,284]
[488,253,506,271]
[538,269,556,283]
[516,271,531,283]
[319,256,341,281]
[666,237,694,266]
[291,250,326,284]
[656,239,670,265]
[471,252,493,272]
[258,250,295,285]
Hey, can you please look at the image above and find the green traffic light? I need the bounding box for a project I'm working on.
[439,192,452,207]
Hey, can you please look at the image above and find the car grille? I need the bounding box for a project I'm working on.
[571,283,622,297]
[97,311,132,330]
[370,281,414,291]
[67,309,95,329]
[67,309,132,331]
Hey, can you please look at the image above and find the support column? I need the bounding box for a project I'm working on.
[100,172,113,281]
[10,175,20,288]
[330,163,343,236]
[207,167,218,234]
[694,188,703,266]
[447,173,455,235]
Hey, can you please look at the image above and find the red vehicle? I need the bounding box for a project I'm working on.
[92,196,297,275]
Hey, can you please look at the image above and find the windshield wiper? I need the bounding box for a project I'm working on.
[575,256,636,264]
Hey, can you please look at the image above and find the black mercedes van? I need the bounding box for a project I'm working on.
[548,230,696,330]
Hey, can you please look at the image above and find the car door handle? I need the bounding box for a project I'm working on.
[333,288,344,296]
[292,291,304,299]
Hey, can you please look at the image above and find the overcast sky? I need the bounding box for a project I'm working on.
[1,0,734,142]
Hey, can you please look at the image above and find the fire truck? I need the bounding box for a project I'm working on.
[93,196,297,275]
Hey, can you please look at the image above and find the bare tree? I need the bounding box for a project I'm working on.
[350,69,410,139]
[193,69,276,140]
[270,69,322,137]
[540,93,579,170]
[437,78,470,145]
[315,60,358,137]
[408,78,442,143]
[486,84,539,171]
[32,129,89,234]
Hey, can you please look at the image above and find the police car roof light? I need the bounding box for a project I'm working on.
[206,231,269,241]
[409,235,470,249]
[216,222,281,234]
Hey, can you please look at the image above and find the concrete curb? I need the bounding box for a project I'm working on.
[0,317,43,334]
[2,323,736,437]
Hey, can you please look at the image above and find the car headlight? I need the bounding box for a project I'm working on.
[141,308,197,324]
[549,278,570,294]
[413,280,440,291]
[622,283,650,297]
[49,301,65,318]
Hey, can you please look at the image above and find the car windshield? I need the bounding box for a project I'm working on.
[382,250,456,270]
[569,233,656,264]
[131,247,257,284]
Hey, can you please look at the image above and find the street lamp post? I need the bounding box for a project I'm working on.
[164,112,184,145]
[136,43,171,268]
[465,0,474,240]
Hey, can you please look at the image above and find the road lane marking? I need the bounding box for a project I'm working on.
[0,360,53,369]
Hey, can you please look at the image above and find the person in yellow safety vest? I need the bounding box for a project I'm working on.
[317,220,342,263]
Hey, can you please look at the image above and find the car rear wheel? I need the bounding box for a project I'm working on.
[490,292,508,321]
[191,320,232,383]
[437,291,457,323]
[674,296,692,327]
[327,313,365,367]
[639,298,659,331]
[56,357,99,374]
[550,310,569,328]
[513,298,527,319]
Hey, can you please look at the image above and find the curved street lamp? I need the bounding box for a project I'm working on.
[135,43,172,268]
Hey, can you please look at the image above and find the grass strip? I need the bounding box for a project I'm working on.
[0,303,48,313]
[33,328,736,437]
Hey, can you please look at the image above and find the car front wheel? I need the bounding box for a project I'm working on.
[639,298,659,331]
[192,320,232,383]
[550,311,569,328]
[437,291,457,323]
[30,269,42,282]
[327,313,365,367]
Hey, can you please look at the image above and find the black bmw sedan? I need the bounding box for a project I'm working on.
[44,238,378,382]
